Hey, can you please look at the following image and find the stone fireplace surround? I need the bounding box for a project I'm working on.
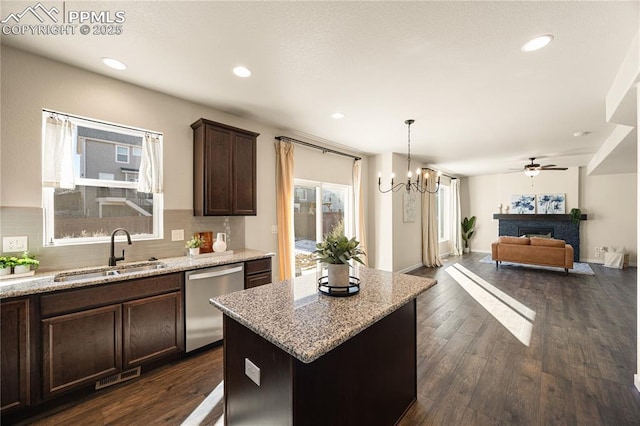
[493,214,586,262]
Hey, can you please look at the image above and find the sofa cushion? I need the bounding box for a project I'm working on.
[498,236,530,245]
[530,237,566,248]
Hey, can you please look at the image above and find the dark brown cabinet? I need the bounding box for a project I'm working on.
[39,274,184,399]
[245,257,272,289]
[41,305,122,399]
[122,292,183,369]
[1,298,32,413]
[192,118,259,216]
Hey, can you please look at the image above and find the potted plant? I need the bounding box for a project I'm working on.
[185,236,204,256]
[14,252,39,274]
[569,208,582,225]
[313,222,366,287]
[0,256,15,276]
[461,216,476,253]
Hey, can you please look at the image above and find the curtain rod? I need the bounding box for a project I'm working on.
[420,167,457,180]
[275,136,362,161]
[43,108,162,136]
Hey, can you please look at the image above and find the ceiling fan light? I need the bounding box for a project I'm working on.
[524,169,540,177]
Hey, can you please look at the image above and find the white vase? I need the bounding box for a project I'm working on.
[14,265,30,274]
[213,232,227,252]
[327,263,349,287]
[0,267,11,276]
[189,247,200,256]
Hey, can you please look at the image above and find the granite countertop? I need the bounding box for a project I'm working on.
[210,266,437,363]
[0,249,273,299]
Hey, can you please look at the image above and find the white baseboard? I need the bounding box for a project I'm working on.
[635,374,640,392]
[398,263,423,274]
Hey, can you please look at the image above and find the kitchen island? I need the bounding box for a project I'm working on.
[210,266,437,425]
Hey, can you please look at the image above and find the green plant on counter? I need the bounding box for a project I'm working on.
[185,236,204,249]
[570,208,582,225]
[16,252,39,269]
[0,256,16,269]
[313,220,365,266]
[461,216,476,249]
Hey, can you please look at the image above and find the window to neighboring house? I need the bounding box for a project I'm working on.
[293,179,353,276]
[42,111,163,245]
[133,147,142,157]
[116,145,130,163]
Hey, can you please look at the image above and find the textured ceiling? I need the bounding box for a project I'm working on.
[1,1,638,176]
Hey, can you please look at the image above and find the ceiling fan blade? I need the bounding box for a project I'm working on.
[540,164,556,168]
[540,167,568,171]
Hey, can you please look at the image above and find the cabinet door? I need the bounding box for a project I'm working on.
[233,132,257,215]
[122,292,183,369]
[42,305,122,399]
[204,125,233,215]
[1,299,30,413]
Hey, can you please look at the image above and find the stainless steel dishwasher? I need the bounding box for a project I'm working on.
[185,263,244,352]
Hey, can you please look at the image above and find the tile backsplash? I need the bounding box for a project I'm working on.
[0,207,245,272]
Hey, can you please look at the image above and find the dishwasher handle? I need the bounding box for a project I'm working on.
[188,265,244,280]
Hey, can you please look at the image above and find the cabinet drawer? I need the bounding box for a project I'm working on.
[40,273,182,318]
[245,272,272,289]
[245,258,272,275]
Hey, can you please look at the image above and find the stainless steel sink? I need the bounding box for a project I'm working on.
[54,262,167,282]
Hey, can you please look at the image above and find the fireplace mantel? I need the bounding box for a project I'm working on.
[492,214,587,221]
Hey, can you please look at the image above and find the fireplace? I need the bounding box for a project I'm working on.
[493,214,584,262]
[518,227,554,238]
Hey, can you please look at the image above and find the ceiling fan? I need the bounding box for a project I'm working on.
[522,157,568,176]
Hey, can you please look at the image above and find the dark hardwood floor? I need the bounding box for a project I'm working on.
[13,253,640,425]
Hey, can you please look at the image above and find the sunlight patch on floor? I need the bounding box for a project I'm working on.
[180,380,224,426]
[446,264,535,346]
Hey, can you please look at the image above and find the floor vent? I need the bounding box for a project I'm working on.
[95,367,141,390]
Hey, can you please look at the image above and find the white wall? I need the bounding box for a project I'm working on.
[391,153,423,272]
[580,169,637,264]
[369,153,393,271]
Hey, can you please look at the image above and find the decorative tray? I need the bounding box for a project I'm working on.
[318,276,360,297]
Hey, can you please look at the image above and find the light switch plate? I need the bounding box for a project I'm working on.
[271,225,278,234]
[171,229,184,241]
[3,236,28,253]
[245,358,260,386]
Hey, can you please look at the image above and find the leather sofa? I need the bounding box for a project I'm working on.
[491,236,574,274]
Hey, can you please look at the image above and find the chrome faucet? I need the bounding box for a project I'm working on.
[109,228,132,266]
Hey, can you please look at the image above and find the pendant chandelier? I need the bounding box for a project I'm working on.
[377,119,441,194]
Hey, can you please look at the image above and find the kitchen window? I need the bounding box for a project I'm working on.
[42,111,163,245]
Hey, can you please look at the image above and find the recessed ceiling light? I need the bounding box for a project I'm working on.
[573,131,591,137]
[521,34,554,52]
[233,66,251,78]
[331,112,345,119]
[102,57,126,70]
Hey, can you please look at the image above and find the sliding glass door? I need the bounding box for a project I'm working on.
[293,179,352,276]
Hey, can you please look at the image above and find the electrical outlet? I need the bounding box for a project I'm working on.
[2,236,28,253]
[595,247,600,253]
[271,225,278,234]
[171,230,184,241]
[595,252,600,258]
[245,358,260,386]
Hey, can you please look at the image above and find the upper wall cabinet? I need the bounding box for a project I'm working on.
[191,119,259,216]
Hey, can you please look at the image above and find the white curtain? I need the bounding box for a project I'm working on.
[275,140,295,280]
[42,115,76,189]
[137,133,163,194]
[451,179,463,256]
[352,159,368,266]
[421,172,442,267]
